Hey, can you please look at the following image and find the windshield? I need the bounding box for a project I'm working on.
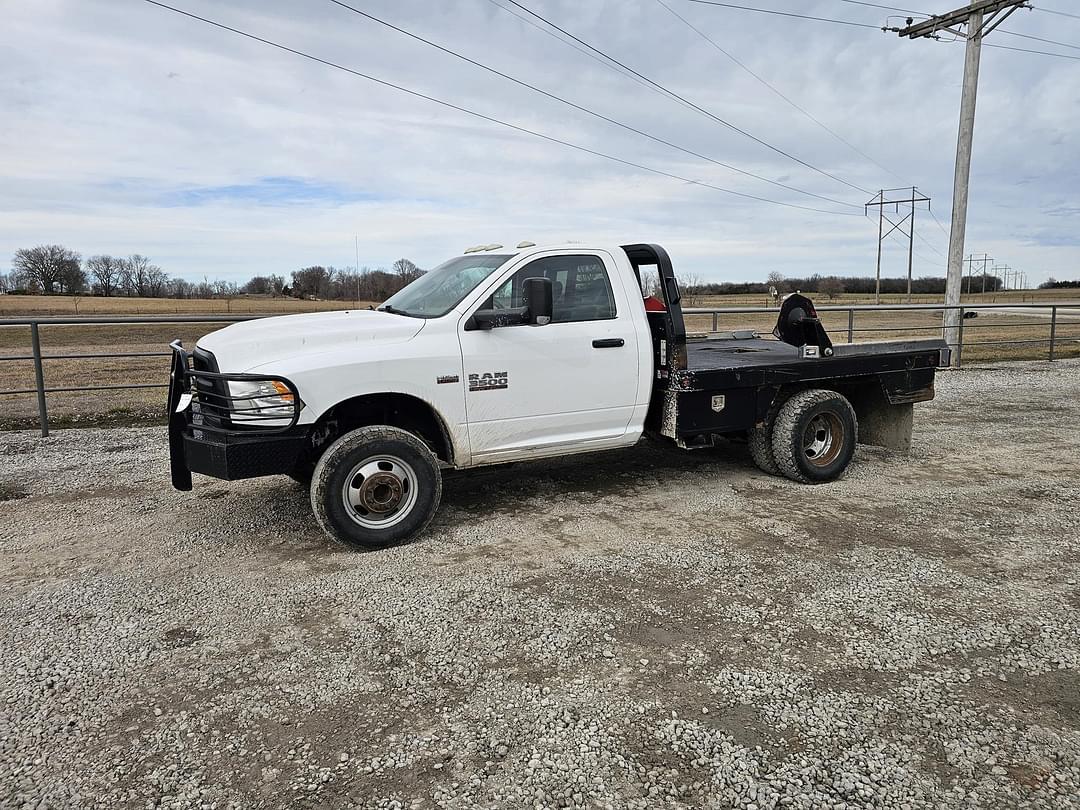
[380,254,512,318]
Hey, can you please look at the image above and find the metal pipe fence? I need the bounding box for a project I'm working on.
[1,303,1078,438]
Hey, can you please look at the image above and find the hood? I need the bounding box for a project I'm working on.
[196,309,425,372]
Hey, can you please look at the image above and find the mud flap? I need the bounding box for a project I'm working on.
[848,384,913,453]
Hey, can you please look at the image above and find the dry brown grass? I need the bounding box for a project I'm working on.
[1,293,1078,428]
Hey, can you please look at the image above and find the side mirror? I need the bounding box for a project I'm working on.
[522,276,553,325]
[468,307,528,330]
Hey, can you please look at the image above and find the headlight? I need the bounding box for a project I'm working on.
[227,379,297,417]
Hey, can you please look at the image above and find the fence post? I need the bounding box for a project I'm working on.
[1049,306,1057,362]
[712,311,718,332]
[847,309,854,344]
[30,322,49,437]
[956,307,964,368]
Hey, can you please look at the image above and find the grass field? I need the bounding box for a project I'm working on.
[1,291,1078,428]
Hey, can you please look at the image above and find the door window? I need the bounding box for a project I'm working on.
[480,255,617,324]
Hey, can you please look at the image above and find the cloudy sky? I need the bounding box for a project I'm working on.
[3,0,1078,285]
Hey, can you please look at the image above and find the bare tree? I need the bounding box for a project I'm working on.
[168,277,193,299]
[58,258,87,294]
[212,279,239,298]
[680,272,703,307]
[119,254,152,297]
[242,276,272,295]
[87,255,121,296]
[147,265,169,297]
[392,258,422,283]
[818,277,845,300]
[12,245,79,293]
[639,269,661,298]
[766,271,786,293]
[291,266,332,299]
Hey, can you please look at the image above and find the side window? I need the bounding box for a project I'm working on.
[479,255,617,324]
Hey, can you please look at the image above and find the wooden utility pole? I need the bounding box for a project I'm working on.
[889,0,1028,361]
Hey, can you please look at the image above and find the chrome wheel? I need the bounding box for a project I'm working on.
[341,455,419,529]
[803,412,843,467]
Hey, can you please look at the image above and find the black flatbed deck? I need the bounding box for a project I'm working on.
[686,335,946,372]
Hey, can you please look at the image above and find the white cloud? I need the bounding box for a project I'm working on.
[2,0,1078,284]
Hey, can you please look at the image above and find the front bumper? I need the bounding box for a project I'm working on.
[167,341,308,490]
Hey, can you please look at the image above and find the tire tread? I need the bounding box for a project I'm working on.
[310,425,441,549]
[748,400,782,476]
[771,389,857,484]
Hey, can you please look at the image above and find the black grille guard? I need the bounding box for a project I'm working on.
[167,340,303,490]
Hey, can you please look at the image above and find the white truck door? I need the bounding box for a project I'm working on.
[459,251,640,460]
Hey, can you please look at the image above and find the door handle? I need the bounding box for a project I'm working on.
[592,338,625,349]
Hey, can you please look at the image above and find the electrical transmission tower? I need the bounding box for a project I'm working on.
[993,263,1011,291]
[865,187,931,304]
[964,253,992,294]
[888,0,1030,358]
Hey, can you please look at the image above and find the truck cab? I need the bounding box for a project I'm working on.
[168,242,947,550]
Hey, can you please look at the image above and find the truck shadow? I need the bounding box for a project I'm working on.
[439,437,752,512]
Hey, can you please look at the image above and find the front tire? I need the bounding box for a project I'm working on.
[310,426,442,550]
[771,389,857,484]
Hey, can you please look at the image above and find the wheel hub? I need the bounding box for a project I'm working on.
[342,454,419,529]
[803,412,842,466]
[358,471,404,513]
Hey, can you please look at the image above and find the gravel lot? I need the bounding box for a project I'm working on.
[2,360,1079,809]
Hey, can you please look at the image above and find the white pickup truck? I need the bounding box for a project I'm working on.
[168,243,948,549]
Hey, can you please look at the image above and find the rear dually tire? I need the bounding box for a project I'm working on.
[747,397,784,476]
[770,389,857,484]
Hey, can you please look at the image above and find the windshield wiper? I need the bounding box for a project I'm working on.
[377,304,418,317]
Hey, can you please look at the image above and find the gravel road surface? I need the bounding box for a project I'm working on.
[2,360,1079,809]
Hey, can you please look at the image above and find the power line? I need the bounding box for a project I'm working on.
[915,229,947,259]
[834,0,925,13]
[137,0,861,217]
[500,0,871,193]
[928,207,951,238]
[325,0,860,208]
[666,0,963,250]
[983,42,1080,59]
[654,0,903,184]
[694,0,1080,60]
[485,0,666,103]
[994,29,1080,52]
[685,0,880,28]
[1035,6,1080,21]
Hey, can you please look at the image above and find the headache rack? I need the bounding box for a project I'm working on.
[167,340,307,490]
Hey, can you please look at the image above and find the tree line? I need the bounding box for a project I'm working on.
[1,245,424,301]
[696,271,1005,298]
